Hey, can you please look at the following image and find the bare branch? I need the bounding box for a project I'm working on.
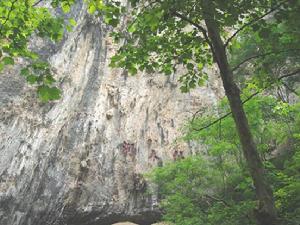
[192,69,300,132]
[278,69,300,80]
[192,91,259,131]
[192,108,206,122]
[232,49,300,72]
[33,0,43,7]
[224,0,288,48]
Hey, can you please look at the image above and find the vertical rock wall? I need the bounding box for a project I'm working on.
[0,2,223,225]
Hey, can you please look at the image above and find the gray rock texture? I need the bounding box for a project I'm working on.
[0,2,223,225]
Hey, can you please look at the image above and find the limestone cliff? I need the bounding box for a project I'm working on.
[0,2,222,225]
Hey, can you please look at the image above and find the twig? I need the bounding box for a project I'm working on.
[172,12,207,38]
[192,91,259,131]
[33,0,43,7]
[192,108,206,122]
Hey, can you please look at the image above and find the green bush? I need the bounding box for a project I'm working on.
[149,96,300,225]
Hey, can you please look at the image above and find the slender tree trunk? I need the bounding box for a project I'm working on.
[202,1,278,224]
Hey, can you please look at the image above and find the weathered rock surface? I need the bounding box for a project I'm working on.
[0,2,223,225]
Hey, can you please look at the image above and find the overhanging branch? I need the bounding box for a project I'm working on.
[172,12,207,36]
[172,11,214,50]
[192,91,259,132]
[192,69,300,132]
[232,49,300,72]
[33,0,43,7]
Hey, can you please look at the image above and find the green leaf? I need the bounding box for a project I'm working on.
[66,24,73,32]
[128,23,137,33]
[2,57,14,65]
[69,18,76,27]
[128,66,138,75]
[197,63,204,70]
[20,68,30,76]
[180,85,188,93]
[88,4,96,14]
[198,78,205,86]
[38,85,50,102]
[187,63,194,70]
[26,75,38,84]
[44,75,56,85]
[61,3,71,13]
[51,1,58,8]
[37,85,61,102]
[48,87,61,100]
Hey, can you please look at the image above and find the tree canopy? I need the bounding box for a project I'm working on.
[105,1,299,224]
[150,96,300,225]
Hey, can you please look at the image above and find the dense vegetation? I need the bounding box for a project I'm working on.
[150,95,300,225]
[1,0,299,224]
[107,1,300,224]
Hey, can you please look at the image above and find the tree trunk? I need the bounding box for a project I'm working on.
[202,1,278,224]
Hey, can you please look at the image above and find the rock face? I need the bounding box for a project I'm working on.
[0,3,223,225]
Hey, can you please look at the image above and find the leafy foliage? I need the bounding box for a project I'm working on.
[0,0,67,102]
[229,1,300,92]
[149,96,300,225]
[0,0,127,101]
[106,0,300,92]
[20,61,61,102]
[1,0,299,100]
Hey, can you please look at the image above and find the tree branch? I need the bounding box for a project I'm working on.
[224,0,288,48]
[232,49,300,72]
[278,69,300,80]
[192,91,259,131]
[204,194,230,207]
[172,11,214,51]
[192,69,300,132]
[33,0,43,7]
[172,12,207,36]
